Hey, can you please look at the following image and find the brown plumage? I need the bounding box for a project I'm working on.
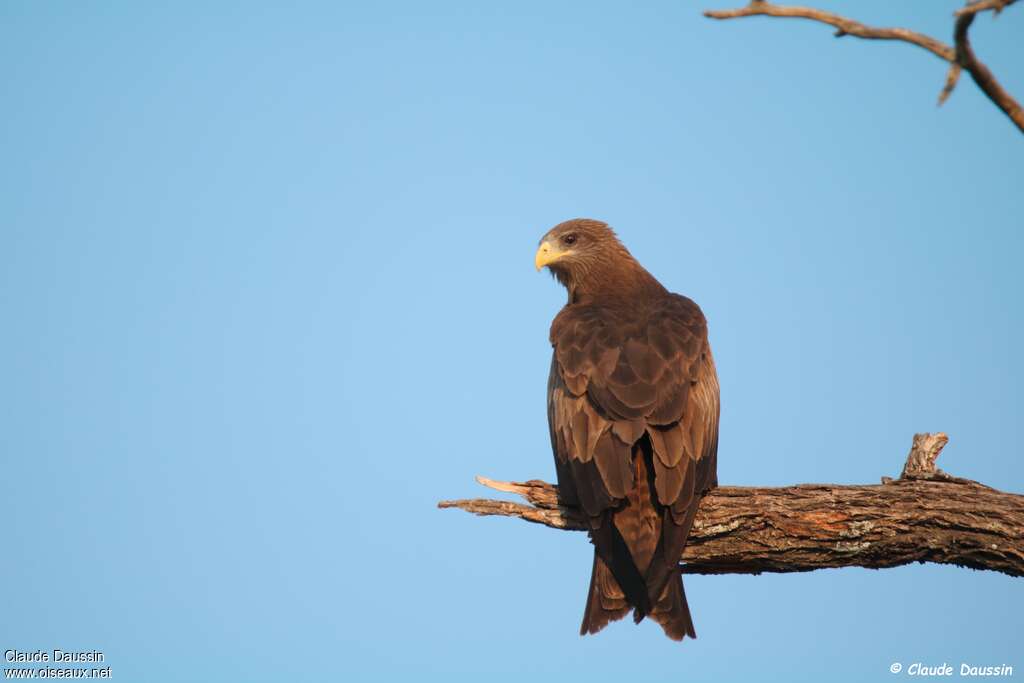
[536,218,720,641]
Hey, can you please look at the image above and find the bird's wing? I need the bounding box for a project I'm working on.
[547,294,719,525]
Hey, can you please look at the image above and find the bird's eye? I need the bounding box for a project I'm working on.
[562,234,577,246]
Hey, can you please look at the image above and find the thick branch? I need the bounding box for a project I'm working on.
[439,434,1024,577]
[703,1,1024,134]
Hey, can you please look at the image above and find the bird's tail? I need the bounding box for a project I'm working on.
[647,569,696,641]
[580,551,631,636]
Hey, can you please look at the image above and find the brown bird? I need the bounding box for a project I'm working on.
[535,218,720,641]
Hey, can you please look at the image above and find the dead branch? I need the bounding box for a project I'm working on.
[702,1,1024,134]
[439,433,1024,577]
[953,6,1024,128]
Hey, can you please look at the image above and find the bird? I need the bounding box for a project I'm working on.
[535,218,720,641]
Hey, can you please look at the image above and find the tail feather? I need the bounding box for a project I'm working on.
[579,442,705,642]
[647,570,696,641]
[580,552,631,636]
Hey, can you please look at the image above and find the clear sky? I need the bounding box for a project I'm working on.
[2,2,1022,681]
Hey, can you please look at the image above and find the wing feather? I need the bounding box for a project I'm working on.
[592,429,634,499]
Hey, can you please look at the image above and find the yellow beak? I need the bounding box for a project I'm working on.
[535,241,566,271]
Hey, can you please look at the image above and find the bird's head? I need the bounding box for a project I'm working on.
[535,218,664,303]
[536,218,654,299]
[535,217,620,277]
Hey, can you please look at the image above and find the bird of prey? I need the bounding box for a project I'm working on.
[535,218,720,641]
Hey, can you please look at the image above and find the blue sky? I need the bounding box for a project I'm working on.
[2,2,1021,681]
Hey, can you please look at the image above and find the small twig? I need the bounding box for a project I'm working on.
[900,431,950,479]
[939,63,963,106]
[896,432,989,487]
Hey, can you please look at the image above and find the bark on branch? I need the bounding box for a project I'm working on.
[702,1,1024,134]
[439,433,1024,577]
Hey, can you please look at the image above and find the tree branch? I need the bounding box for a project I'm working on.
[955,0,1017,18]
[953,7,1024,129]
[703,3,953,61]
[702,1,1024,134]
[439,433,1024,577]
